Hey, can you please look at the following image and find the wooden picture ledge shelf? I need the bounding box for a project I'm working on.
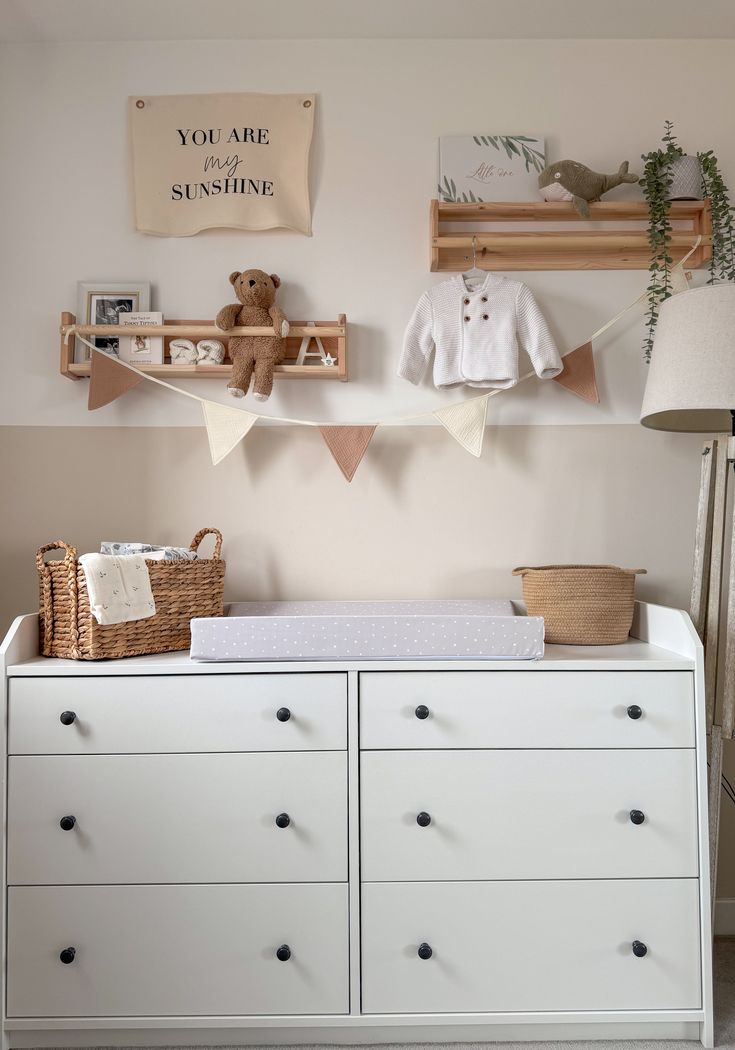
[59,315,347,381]
[430,199,712,271]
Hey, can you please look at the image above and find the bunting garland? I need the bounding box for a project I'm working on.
[71,247,701,480]
[88,348,144,409]
[319,426,377,481]
[552,342,599,404]
[201,400,258,466]
[669,261,692,295]
[433,394,489,457]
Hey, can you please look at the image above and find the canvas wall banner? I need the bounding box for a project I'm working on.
[130,92,315,236]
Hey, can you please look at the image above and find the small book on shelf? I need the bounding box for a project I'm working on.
[119,312,164,364]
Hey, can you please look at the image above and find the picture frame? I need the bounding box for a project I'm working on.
[75,281,151,362]
[439,135,546,203]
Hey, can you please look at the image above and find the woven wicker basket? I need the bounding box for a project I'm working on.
[37,528,225,660]
[512,564,646,645]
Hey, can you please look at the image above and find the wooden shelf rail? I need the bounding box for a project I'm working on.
[60,315,347,382]
[430,199,712,272]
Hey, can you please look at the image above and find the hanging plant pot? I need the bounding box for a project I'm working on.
[640,121,735,361]
[667,155,703,201]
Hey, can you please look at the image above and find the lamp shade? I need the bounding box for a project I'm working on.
[640,284,735,433]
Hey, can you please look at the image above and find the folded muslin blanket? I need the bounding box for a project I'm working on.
[79,553,156,626]
[101,542,197,561]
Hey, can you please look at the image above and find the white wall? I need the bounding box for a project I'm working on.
[2,37,734,428]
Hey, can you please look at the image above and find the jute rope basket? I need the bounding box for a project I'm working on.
[512,564,646,645]
[37,527,225,660]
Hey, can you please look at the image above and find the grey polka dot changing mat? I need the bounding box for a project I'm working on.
[189,600,544,661]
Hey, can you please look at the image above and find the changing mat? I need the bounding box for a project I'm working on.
[190,600,544,662]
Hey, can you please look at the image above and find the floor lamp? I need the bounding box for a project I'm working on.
[641,282,735,904]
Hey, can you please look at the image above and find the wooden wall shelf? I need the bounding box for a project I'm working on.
[59,314,347,381]
[430,199,712,272]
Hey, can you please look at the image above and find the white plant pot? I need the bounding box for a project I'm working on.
[667,155,703,201]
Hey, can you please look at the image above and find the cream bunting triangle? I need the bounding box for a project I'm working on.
[669,262,691,294]
[201,400,258,465]
[553,342,599,403]
[319,425,376,481]
[433,395,489,457]
[88,349,143,410]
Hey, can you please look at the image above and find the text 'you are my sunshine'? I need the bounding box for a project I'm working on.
[171,126,274,201]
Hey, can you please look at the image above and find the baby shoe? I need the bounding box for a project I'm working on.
[196,339,226,364]
[169,338,197,364]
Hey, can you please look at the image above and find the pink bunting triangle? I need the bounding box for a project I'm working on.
[88,350,143,410]
[553,342,599,404]
[319,425,376,482]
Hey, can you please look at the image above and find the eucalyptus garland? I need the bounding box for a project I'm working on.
[699,150,735,285]
[640,122,735,361]
[640,122,681,361]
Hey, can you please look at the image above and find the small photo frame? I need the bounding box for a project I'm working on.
[75,282,151,362]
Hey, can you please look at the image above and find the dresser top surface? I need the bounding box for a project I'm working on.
[5,638,694,676]
[1,604,700,676]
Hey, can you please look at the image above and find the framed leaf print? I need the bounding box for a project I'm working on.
[439,135,546,203]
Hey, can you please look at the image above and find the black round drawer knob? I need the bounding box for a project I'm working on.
[417,942,433,960]
[632,940,648,958]
[59,816,76,832]
[276,944,291,962]
[415,705,430,720]
[416,811,432,827]
[276,707,291,722]
[275,813,291,829]
[60,711,77,726]
[59,947,76,964]
[630,809,646,825]
[627,705,643,720]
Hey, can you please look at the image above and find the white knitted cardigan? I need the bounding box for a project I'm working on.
[398,274,562,389]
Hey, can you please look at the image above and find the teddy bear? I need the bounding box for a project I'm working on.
[215,269,290,401]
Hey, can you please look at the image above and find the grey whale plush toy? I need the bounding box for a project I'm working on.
[538,159,639,218]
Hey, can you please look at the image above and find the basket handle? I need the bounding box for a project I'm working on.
[189,527,223,560]
[513,565,647,576]
[36,541,80,658]
[36,540,78,568]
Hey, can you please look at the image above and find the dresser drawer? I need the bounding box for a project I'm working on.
[361,879,701,1014]
[8,673,346,754]
[361,749,698,881]
[8,752,347,884]
[360,671,694,749]
[7,883,348,1017]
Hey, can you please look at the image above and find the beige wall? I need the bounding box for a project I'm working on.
[3,422,734,895]
[0,423,706,628]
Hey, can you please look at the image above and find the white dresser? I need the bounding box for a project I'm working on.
[0,603,713,1048]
